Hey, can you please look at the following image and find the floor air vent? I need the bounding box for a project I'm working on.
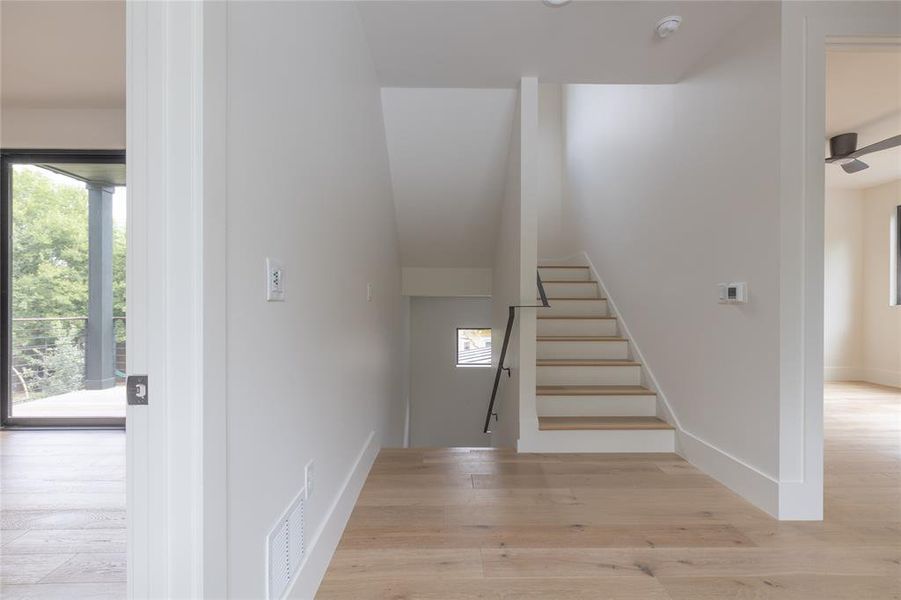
[267,489,305,600]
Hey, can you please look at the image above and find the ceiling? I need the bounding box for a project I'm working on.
[825,48,901,190]
[1,0,125,108]
[357,1,764,87]
[381,88,516,267]
[39,163,126,187]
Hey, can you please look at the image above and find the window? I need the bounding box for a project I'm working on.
[456,328,491,367]
[1,151,127,427]
[894,205,900,306]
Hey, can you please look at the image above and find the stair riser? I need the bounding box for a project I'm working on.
[538,319,618,337]
[537,395,657,417]
[540,300,608,316]
[542,282,600,298]
[523,430,675,453]
[537,365,642,386]
[537,340,629,360]
[538,267,591,282]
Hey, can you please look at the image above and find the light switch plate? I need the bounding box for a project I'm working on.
[366,283,373,303]
[267,258,285,302]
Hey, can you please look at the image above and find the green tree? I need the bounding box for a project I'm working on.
[11,166,126,318]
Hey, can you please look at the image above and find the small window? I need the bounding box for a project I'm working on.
[456,328,491,367]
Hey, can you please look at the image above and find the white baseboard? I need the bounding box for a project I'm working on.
[287,431,379,600]
[862,367,901,389]
[824,366,863,382]
[676,430,779,517]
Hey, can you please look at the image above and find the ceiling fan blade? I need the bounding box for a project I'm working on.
[841,159,869,174]
[849,134,901,158]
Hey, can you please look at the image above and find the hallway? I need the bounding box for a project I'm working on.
[317,382,901,599]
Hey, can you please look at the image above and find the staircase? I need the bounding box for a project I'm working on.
[532,264,675,452]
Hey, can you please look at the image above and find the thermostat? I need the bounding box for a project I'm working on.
[718,282,748,304]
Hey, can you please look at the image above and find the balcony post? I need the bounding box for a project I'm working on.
[85,182,116,390]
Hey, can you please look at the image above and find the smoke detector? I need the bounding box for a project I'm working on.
[543,0,572,7]
[655,16,682,38]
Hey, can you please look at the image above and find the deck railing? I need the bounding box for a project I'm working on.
[10,316,126,402]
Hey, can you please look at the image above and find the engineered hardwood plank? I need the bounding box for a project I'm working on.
[355,487,580,508]
[337,523,754,550]
[317,576,670,599]
[0,494,126,511]
[321,549,483,581]
[0,582,127,600]
[1,510,126,531]
[1,530,29,546]
[2,529,126,555]
[39,553,126,584]
[480,546,901,579]
[0,554,75,585]
[471,472,718,490]
[658,575,901,599]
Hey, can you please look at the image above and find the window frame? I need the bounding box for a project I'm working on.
[895,204,900,307]
[455,327,492,368]
[1,149,126,428]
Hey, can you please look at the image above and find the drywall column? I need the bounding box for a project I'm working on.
[84,182,116,389]
[517,77,540,447]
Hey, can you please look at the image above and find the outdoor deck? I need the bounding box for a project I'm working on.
[10,387,125,419]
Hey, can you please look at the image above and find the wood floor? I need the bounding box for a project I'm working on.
[318,382,901,599]
[0,383,897,599]
[0,430,126,599]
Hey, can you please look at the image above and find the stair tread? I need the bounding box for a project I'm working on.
[539,416,673,431]
[537,336,627,341]
[538,315,614,320]
[537,359,640,367]
[539,265,590,269]
[543,280,598,284]
[537,385,655,396]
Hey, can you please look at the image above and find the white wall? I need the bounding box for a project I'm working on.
[381,88,516,268]
[564,5,783,513]
[490,89,523,449]
[402,268,492,297]
[489,78,541,449]
[824,187,865,381]
[409,297,493,447]
[862,180,901,387]
[225,4,405,598]
[537,83,575,259]
[1,107,125,149]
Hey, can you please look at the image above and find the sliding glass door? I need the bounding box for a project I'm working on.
[1,151,126,426]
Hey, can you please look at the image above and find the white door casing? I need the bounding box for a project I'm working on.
[126,1,227,597]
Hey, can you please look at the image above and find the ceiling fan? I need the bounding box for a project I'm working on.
[826,132,901,174]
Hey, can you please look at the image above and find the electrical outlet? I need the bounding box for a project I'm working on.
[266,258,285,302]
[366,283,373,302]
[304,460,314,500]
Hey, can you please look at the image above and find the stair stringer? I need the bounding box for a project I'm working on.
[577,250,683,432]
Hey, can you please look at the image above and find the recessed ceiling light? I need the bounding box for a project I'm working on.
[656,16,682,39]
[543,0,572,7]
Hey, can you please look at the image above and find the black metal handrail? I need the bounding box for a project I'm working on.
[483,271,550,434]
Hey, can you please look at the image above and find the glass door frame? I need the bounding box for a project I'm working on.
[1,149,126,428]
